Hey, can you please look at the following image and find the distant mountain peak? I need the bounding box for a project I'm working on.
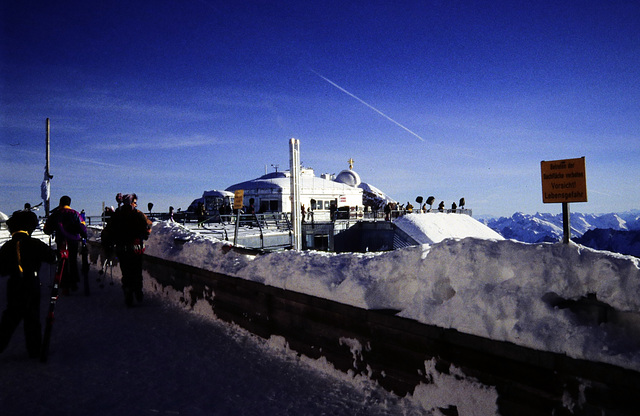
[484,210,640,244]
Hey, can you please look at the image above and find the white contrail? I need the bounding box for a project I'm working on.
[310,69,425,142]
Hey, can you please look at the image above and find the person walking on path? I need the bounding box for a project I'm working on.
[43,195,87,295]
[0,210,57,358]
[101,193,152,307]
[22,203,39,232]
[196,202,207,228]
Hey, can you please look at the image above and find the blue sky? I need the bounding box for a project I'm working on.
[1,0,639,218]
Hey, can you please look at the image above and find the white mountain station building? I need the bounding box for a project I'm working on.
[188,159,395,222]
[226,168,367,221]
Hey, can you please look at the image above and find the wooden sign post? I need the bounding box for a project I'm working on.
[233,189,244,245]
[540,157,587,244]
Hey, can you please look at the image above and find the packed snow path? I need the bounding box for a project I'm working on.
[0,263,423,416]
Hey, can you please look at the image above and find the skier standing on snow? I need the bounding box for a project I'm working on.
[0,210,57,358]
[102,193,152,307]
[44,195,87,295]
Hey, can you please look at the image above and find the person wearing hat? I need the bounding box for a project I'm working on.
[0,211,57,358]
[44,195,87,294]
[102,193,152,306]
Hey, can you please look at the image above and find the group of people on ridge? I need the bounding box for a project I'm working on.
[382,197,466,220]
[0,193,151,358]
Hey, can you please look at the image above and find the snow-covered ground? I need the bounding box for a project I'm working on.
[394,212,504,244]
[0,263,425,416]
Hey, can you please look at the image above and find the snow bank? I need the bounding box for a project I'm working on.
[145,220,640,371]
[394,213,504,244]
[400,238,640,367]
[410,359,499,415]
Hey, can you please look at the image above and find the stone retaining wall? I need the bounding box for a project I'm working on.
[138,250,640,415]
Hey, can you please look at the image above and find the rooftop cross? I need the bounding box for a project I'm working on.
[348,158,354,170]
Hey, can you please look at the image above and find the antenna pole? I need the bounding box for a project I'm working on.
[44,118,52,217]
[289,138,302,251]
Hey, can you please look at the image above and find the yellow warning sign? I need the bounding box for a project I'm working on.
[541,157,587,203]
[233,190,244,210]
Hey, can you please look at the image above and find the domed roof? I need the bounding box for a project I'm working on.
[334,169,361,187]
[202,189,234,198]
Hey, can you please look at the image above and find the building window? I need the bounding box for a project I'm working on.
[259,200,280,212]
[314,234,329,250]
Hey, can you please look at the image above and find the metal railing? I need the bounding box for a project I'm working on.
[87,211,290,228]
[363,208,473,221]
[85,207,472,228]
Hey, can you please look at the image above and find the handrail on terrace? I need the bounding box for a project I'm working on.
[85,208,472,229]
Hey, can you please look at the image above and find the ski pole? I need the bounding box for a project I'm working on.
[82,240,90,296]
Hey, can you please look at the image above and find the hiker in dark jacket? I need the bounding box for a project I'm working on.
[0,211,57,357]
[102,193,152,307]
[22,203,39,232]
[44,195,87,294]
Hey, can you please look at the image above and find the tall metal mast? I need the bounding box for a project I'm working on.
[44,118,52,217]
[289,138,302,251]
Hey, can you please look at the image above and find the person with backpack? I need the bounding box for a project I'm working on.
[22,202,39,232]
[0,210,57,357]
[101,193,152,307]
[43,195,87,295]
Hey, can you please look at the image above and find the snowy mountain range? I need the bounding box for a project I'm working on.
[482,210,640,256]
